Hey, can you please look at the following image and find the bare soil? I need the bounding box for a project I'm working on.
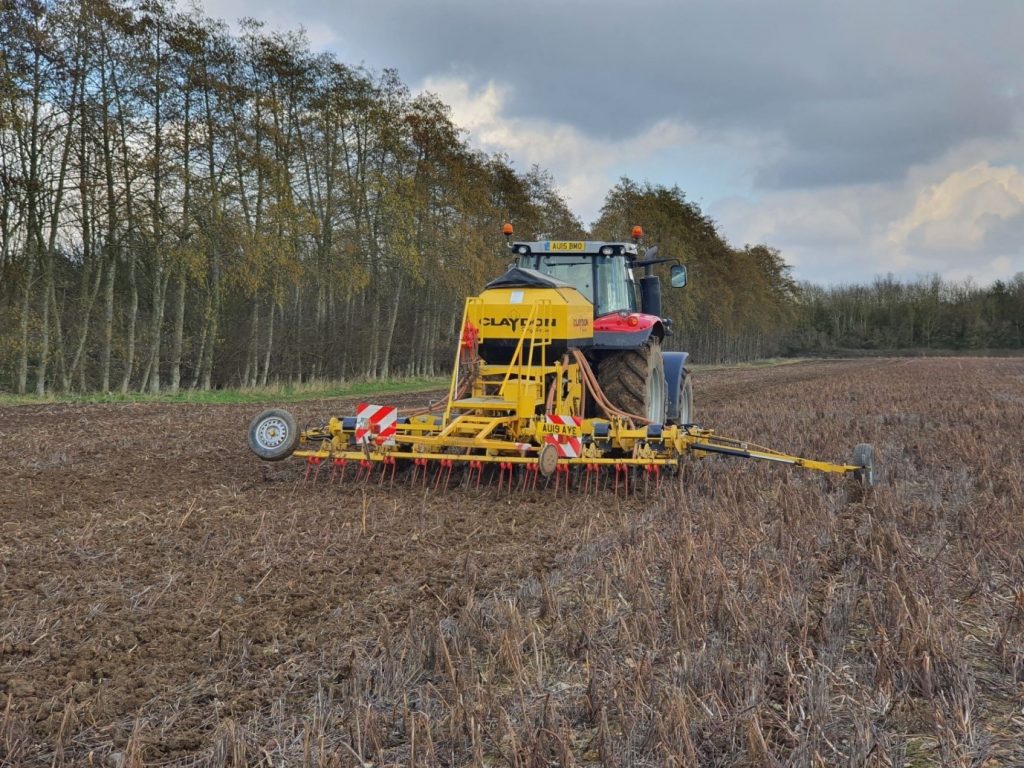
[2,358,1023,766]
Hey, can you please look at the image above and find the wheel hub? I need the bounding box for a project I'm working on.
[256,417,289,449]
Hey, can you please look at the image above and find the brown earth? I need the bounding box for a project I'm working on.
[2,358,1023,766]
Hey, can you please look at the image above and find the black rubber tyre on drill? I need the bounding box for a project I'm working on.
[247,408,300,461]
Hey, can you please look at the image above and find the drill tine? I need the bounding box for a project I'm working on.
[554,463,570,495]
[433,459,453,492]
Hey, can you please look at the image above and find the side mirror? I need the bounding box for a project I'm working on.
[670,264,687,288]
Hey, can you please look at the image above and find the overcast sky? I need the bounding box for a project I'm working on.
[199,0,1024,285]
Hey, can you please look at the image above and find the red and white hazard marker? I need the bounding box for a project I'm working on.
[355,403,398,446]
[543,414,582,458]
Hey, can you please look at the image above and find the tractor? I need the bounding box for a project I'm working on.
[498,224,691,426]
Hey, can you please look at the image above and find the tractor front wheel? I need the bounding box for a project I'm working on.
[598,341,667,423]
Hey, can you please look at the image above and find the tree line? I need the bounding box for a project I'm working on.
[2,1,1015,397]
[591,180,799,363]
[788,275,1024,354]
[0,0,802,394]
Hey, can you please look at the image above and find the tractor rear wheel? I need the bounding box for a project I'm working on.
[598,341,667,423]
[677,372,693,424]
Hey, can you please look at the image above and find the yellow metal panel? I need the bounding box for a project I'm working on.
[467,287,593,344]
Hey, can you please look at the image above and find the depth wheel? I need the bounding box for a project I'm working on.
[598,340,667,423]
[248,408,300,461]
[538,444,559,477]
[852,443,877,487]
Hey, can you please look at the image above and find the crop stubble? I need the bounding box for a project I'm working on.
[1,358,1023,766]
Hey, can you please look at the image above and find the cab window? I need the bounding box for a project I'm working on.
[594,255,636,316]
[514,253,637,316]
[523,256,594,302]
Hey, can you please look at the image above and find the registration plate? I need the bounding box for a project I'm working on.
[545,241,585,252]
[540,421,581,438]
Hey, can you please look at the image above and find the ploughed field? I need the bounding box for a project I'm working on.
[2,358,1023,766]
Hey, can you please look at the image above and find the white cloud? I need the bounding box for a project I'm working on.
[712,185,896,280]
[421,77,698,225]
[888,162,1024,251]
[423,77,1024,287]
[712,155,1024,285]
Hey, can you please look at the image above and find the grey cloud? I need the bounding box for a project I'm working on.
[239,0,1024,189]
[198,0,1024,240]
[761,84,1017,187]
[979,211,1024,258]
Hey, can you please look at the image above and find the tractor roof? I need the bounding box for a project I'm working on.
[509,240,640,257]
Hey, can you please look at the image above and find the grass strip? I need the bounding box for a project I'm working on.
[0,376,449,407]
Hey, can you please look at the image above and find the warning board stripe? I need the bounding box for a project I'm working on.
[544,414,582,458]
[355,403,398,446]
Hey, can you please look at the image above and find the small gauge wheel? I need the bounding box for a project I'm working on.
[852,443,877,487]
[248,408,300,461]
[538,443,559,477]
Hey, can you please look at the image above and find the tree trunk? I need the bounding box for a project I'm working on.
[190,320,207,390]
[98,33,118,393]
[379,275,403,379]
[141,264,170,393]
[169,266,187,393]
[243,294,259,387]
[200,251,220,390]
[120,249,138,394]
[35,255,51,395]
[69,251,105,390]
[367,294,381,378]
[48,277,68,391]
[259,299,274,386]
[16,257,36,394]
[100,248,116,392]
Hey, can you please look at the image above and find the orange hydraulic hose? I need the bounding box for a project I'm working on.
[571,348,651,425]
[545,353,569,414]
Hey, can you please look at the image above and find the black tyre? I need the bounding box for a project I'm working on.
[248,408,300,461]
[598,340,667,423]
[852,443,877,487]
[677,372,694,424]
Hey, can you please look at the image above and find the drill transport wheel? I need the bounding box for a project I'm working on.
[852,443,877,487]
[248,408,300,461]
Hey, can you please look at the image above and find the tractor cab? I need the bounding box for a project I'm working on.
[509,242,640,317]
[505,236,687,351]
